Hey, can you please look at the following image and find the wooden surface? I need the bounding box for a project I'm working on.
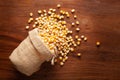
[0,0,120,80]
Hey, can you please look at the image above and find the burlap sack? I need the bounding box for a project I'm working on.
[9,28,56,76]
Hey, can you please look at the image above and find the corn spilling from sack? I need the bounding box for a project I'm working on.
[9,4,101,76]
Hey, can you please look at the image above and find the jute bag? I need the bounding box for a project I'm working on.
[9,28,56,76]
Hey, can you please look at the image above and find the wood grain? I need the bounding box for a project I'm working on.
[0,0,120,80]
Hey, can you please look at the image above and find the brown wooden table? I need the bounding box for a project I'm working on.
[0,0,120,80]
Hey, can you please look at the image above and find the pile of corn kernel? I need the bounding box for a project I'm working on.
[25,4,100,66]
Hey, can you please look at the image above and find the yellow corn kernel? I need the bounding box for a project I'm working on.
[29,12,33,17]
[43,10,47,13]
[57,4,61,8]
[75,35,79,39]
[66,14,70,18]
[76,28,80,32]
[59,56,63,60]
[84,37,87,41]
[25,26,29,30]
[28,18,33,24]
[76,41,80,45]
[70,48,74,52]
[81,35,85,39]
[72,22,75,26]
[76,21,79,25]
[38,10,42,14]
[74,15,77,19]
[60,62,64,66]
[77,53,81,57]
[96,41,100,47]
[33,24,36,28]
[71,9,75,13]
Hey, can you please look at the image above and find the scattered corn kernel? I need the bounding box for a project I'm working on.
[57,4,61,8]
[38,10,42,14]
[68,31,72,34]
[96,41,100,47]
[74,15,77,19]
[53,9,56,12]
[75,35,79,39]
[74,44,77,47]
[84,37,87,41]
[33,24,36,28]
[70,48,74,52]
[43,10,47,13]
[28,18,33,24]
[77,53,81,57]
[35,22,38,25]
[76,41,80,45]
[81,35,85,39]
[60,62,64,66]
[76,21,79,25]
[48,11,52,15]
[25,26,29,30]
[35,18,39,21]
[76,28,80,32]
[71,9,75,13]
[66,14,70,18]
[77,38,81,41]
[72,22,75,26]
[29,12,33,17]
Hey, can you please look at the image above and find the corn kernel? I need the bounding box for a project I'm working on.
[49,8,53,11]
[62,21,66,25]
[60,15,64,19]
[81,35,85,39]
[57,4,61,8]
[74,15,77,19]
[74,44,77,47]
[70,48,74,52]
[48,11,52,15]
[71,9,75,13]
[75,35,79,39]
[76,28,80,32]
[72,22,75,26]
[66,14,70,18]
[53,9,56,12]
[77,38,81,41]
[62,59,66,62]
[25,26,29,30]
[76,21,79,25]
[33,24,36,28]
[64,56,68,60]
[28,18,33,24]
[84,37,87,41]
[43,10,47,13]
[44,13,47,16]
[35,22,38,25]
[77,53,81,57]
[29,12,33,17]
[96,41,100,47]
[35,18,39,21]
[60,62,64,66]
[68,31,72,34]
[77,41,80,45]
[38,10,42,14]
[59,56,63,60]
